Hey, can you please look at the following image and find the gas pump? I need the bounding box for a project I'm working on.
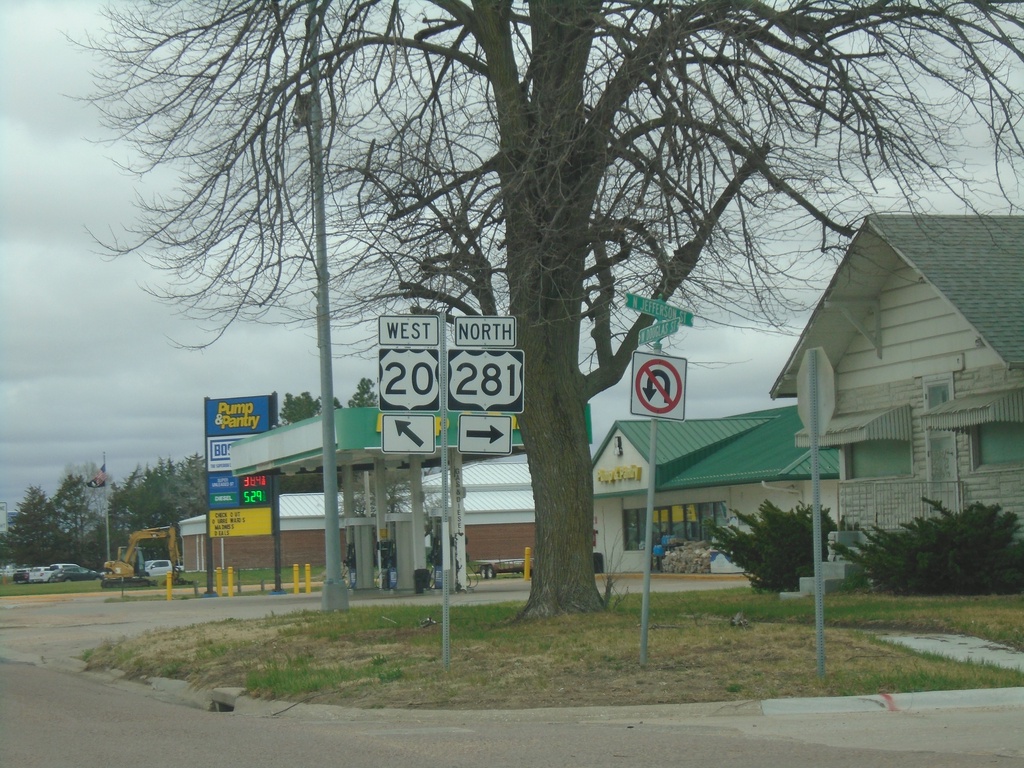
[378,534,397,590]
[345,543,357,589]
[344,518,376,590]
[427,517,443,589]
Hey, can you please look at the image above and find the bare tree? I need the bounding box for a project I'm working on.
[90,1,1023,616]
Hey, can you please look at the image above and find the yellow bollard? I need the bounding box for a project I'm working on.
[227,566,234,598]
[524,547,531,580]
[166,571,173,601]
[293,563,299,594]
[304,563,311,594]
[215,567,223,597]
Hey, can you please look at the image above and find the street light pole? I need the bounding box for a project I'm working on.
[305,0,346,612]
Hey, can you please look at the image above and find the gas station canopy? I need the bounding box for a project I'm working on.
[229,407,534,477]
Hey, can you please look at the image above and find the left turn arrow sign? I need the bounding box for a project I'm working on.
[381,413,436,454]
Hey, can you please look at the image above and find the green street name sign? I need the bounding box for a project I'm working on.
[638,319,679,345]
[625,293,694,326]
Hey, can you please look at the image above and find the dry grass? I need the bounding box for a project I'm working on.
[83,589,1024,709]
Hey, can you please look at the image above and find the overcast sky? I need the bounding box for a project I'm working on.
[3,2,1013,512]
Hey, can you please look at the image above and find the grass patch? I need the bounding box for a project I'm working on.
[0,570,286,599]
[0,579,108,597]
[82,589,1024,709]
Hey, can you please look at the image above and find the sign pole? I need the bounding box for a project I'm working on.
[797,346,833,679]
[639,418,658,666]
[203,398,215,596]
[622,295,690,666]
[639,343,662,667]
[439,311,452,671]
[809,349,826,677]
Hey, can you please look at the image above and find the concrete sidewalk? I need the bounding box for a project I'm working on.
[879,633,1024,671]
[762,633,1024,715]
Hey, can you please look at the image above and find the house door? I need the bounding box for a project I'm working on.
[926,432,959,511]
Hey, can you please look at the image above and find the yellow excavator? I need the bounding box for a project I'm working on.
[102,525,190,588]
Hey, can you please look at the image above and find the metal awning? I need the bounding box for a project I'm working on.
[920,388,1024,430]
[796,405,912,448]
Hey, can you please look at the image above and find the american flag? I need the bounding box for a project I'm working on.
[86,462,108,488]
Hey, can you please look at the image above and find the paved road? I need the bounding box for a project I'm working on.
[4,660,1020,768]
[2,577,1023,766]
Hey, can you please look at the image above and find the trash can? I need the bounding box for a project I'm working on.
[593,552,605,574]
[414,568,431,594]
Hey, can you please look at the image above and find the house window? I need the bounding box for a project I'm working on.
[974,422,1024,466]
[622,501,726,550]
[923,374,952,410]
[847,439,912,478]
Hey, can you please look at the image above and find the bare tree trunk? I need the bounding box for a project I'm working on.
[518,318,603,617]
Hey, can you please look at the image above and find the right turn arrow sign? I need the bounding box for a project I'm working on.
[458,414,513,455]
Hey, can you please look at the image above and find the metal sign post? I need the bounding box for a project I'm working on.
[377,312,522,672]
[630,350,688,666]
[439,314,452,671]
[797,346,835,678]
[639,412,659,667]
[624,295,694,666]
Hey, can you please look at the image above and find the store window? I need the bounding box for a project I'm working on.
[622,501,727,550]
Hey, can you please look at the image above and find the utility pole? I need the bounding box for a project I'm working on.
[304,0,346,611]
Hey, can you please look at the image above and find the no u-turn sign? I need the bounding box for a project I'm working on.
[630,351,687,421]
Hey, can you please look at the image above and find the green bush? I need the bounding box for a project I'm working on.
[835,499,1024,595]
[711,500,835,592]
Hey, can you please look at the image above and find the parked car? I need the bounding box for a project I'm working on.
[52,565,102,582]
[12,567,31,584]
[143,559,181,579]
[28,565,61,583]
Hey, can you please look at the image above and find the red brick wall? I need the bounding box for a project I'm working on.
[183,531,346,571]
[184,523,537,569]
[465,523,536,561]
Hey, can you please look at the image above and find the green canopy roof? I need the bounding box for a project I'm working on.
[597,406,838,494]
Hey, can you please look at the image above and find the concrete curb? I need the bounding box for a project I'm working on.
[762,687,1024,715]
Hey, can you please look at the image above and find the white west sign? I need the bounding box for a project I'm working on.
[378,315,440,347]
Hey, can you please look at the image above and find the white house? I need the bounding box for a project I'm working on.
[771,214,1024,529]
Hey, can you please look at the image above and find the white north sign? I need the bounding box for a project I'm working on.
[454,316,517,348]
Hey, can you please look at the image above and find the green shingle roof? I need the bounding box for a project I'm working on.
[661,406,839,489]
[868,215,1024,367]
[600,406,838,492]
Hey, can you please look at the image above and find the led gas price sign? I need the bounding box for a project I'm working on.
[240,474,270,506]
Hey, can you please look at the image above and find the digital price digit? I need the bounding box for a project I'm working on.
[240,474,270,506]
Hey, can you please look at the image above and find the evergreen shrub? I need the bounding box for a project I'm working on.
[711,500,835,592]
[834,499,1024,595]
